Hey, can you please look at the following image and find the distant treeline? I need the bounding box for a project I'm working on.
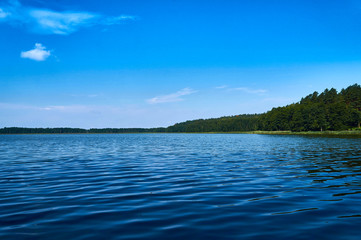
[1,84,360,134]
[166,114,260,132]
[0,127,166,134]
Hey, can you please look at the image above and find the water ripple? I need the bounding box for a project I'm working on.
[1,134,361,239]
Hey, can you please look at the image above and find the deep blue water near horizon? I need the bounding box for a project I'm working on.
[1,134,361,239]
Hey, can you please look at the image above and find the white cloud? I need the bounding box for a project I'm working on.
[70,93,101,98]
[39,105,92,112]
[0,0,136,35]
[232,87,268,94]
[215,85,268,95]
[0,8,10,18]
[147,88,197,104]
[28,9,97,35]
[0,102,102,112]
[0,102,201,128]
[215,85,228,89]
[102,15,137,25]
[21,43,51,61]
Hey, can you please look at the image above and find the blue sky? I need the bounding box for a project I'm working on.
[1,0,361,128]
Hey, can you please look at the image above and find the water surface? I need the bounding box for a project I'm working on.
[1,134,361,239]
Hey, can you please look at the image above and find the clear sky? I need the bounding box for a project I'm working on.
[1,0,361,128]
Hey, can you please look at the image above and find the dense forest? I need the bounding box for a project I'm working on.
[1,84,360,134]
[165,83,361,132]
[166,114,260,132]
[259,84,361,131]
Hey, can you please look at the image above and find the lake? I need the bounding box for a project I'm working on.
[1,134,361,239]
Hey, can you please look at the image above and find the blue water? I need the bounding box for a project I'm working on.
[1,134,361,239]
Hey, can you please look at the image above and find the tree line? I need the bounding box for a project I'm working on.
[165,84,361,132]
[0,127,166,134]
[166,114,260,132]
[1,84,360,134]
[259,84,361,131]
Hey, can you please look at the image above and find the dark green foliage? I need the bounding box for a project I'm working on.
[341,84,361,111]
[166,114,260,132]
[88,128,166,133]
[0,127,88,134]
[168,84,361,132]
[0,127,166,134]
[260,84,361,132]
[1,84,360,134]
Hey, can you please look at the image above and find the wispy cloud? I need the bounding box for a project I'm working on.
[0,102,90,112]
[215,85,268,95]
[39,105,93,112]
[0,102,200,128]
[147,88,197,104]
[28,9,96,35]
[70,93,101,98]
[20,43,50,61]
[232,87,268,94]
[215,85,228,89]
[102,15,136,25]
[0,0,136,35]
[0,7,10,18]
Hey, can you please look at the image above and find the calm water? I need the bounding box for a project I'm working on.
[1,134,361,239]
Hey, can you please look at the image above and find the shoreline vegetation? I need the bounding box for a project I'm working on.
[1,84,361,135]
[1,130,361,136]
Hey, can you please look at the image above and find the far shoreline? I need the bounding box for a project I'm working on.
[1,130,361,136]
